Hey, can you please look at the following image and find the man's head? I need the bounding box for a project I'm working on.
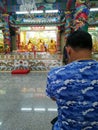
[66,30,93,63]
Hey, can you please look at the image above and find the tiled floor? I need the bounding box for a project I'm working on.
[0,72,57,130]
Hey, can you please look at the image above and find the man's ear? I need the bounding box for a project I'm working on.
[66,46,73,63]
[66,46,71,56]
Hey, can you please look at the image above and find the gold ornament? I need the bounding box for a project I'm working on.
[76,0,85,4]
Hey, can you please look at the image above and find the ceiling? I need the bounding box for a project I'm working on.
[0,0,98,13]
[2,0,75,13]
[0,0,97,27]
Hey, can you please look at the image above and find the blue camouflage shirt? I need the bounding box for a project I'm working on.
[46,60,98,130]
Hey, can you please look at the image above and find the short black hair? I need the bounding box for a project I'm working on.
[66,30,93,50]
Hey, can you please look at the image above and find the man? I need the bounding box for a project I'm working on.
[46,30,98,130]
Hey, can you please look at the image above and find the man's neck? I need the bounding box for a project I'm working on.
[71,50,92,62]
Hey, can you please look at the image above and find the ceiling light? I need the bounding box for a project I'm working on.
[90,8,98,12]
[45,10,59,13]
[16,10,43,14]
[16,11,28,14]
[30,10,43,13]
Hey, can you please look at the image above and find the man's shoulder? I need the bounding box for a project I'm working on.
[49,60,98,74]
[48,60,98,76]
[49,63,74,75]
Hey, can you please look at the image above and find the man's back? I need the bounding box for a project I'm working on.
[46,30,98,130]
[46,59,98,130]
